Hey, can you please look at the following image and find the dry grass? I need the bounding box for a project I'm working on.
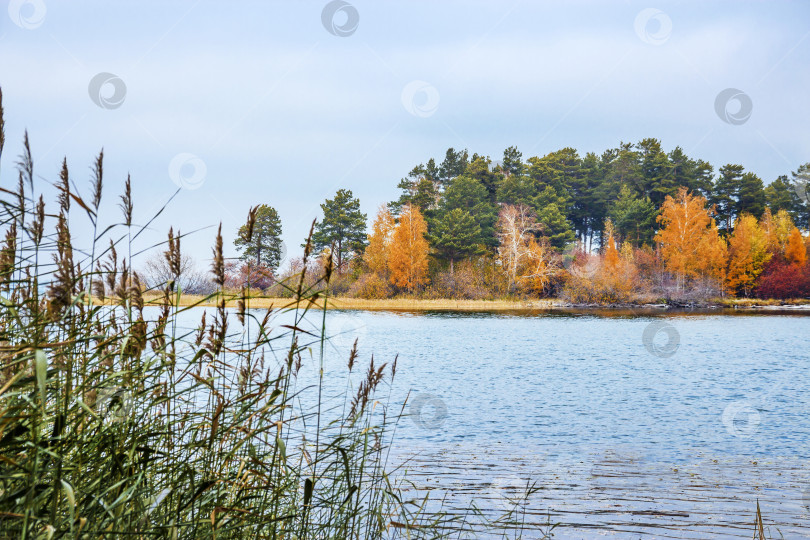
[137,293,810,312]
[140,293,564,311]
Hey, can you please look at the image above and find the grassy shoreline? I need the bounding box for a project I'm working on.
[140,294,810,312]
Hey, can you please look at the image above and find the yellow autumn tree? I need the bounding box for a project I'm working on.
[726,214,771,296]
[785,227,807,266]
[760,208,794,256]
[388,203,429,291]
[363,205,395,277]
[656,187,727,291]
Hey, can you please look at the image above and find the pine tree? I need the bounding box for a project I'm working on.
[428,208,483,273]
[765,175,803,221]
[438,147,469,187]
[608,184,658,246]
[737,172,766,219]
[234,204,284,269]
[711,164,745,234]
[533,185,575,250]
[312,189,367,273]
[790,163,810,229]
[501,146,525,178]
[637,138,673,205]
[443,175,497,248]
[496,174,536,207]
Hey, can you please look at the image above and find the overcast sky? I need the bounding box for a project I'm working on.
[1,0,808,270]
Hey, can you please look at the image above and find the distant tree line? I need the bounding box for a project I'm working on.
[225,140,810,301]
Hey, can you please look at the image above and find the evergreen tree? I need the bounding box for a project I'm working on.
[501,146,525,178]
[765,175,803,221]
[312,189,367,272]
[668,146,713,198]
[790,163,810,229]
[464,156,500,200]
[428,208,484,273]
[569,151,603,248]
[608,184,658,246]
[390,164,440,215]
[737,172,766,219]
[601,143,642,201]
[496,173,536,207]
[711,164,745,234]
[234,204,284,269]
[637,138,672,205]
[443,175,497,247]
[438,147,469,187]
[533,186,575,249]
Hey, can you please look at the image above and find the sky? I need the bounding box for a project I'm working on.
[0,0,808,272]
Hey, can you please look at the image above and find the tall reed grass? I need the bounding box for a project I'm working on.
[0,89,550,539]
[0,90,458,538]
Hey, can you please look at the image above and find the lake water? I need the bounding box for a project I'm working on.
[317,309,810,539]
[182,307,810,538]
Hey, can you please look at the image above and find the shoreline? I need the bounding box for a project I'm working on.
[140,294,810,314]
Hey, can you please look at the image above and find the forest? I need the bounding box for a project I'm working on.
[220,140,810,303]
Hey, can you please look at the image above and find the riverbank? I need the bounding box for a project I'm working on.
[141,294,810,313]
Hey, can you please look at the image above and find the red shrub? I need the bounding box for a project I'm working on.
[755,258,810,299]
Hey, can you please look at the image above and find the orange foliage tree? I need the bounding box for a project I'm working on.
[656,187,727,291]
[785,227,807,266]
[363,205,395,276]
[726,214,770,296]
[388,203,429,291]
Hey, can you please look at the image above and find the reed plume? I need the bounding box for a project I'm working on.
[212,223,225,287]
[0,86,5,159]
[91,149,103,212]
[119,173,133,226]
[58,157,70,214]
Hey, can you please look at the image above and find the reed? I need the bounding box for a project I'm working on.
[0,90,551,539]
[0,92,463,539]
